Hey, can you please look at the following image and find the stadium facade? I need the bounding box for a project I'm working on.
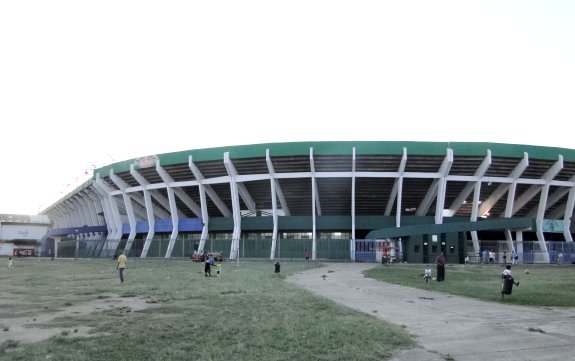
[40,142,575,264]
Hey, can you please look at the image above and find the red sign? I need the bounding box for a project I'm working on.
[13,248,35,257]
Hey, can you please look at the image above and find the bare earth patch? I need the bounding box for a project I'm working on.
[0,295,154,345]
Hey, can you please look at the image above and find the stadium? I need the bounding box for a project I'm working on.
[39,141,575,264]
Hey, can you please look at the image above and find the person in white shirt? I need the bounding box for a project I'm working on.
[8,257,14,269]
[424,265,432,283]
[502,265,519,286]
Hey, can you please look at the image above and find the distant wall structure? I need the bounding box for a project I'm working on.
[40,141,575,263]
[0,214,50,256]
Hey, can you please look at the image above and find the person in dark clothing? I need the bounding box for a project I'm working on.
[435,252,447,282]
[204,255,215,277]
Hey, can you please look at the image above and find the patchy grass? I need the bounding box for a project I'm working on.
[364,263,575,307]
[0,258,413,361]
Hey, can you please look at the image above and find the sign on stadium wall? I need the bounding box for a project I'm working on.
[542,219,564,233]
[135,155,158,168]
[13,248,35,257]
[0,225,48,240]
[0,243,14,256]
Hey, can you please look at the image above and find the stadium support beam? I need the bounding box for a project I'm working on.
[470,181,482,255]
[94,174,122,257]
[156,162,190,258]
[83,189,105,241]
[80,191,98,227]
[526,187,570,219]
[109,171,137,255]
[156,162,202,218]
[224,152,242,260]
[351,147,356,245]
[189,156,232,217]
[534,156,563,263]
[130,165,163,258]
[310,148,318,260]
[63,203,75,228]
[56,204,72,228]
[266,150,290,216]
[64,200,82,234]
[74,197,90,228]
[164,180,179,258]
[129,165,177,220]
[561,176,575,243]
[269,164,279,260]
[225,155,257,213]
[386,148,407,228]
[138,189,155,257]
[266,150,280,259]
[197,176,209,254]
[512,185,543,216]
[71,198,88,240]
[416,148,453,218]
[85,188,107,228]
[50,206,64,228]
[463,152,492,256]
[100,180,148,220]
[449,150,492,214]
[75,197,94,240]
[479,153,528,217]
[434,148,453,225]
[189,156,211,253]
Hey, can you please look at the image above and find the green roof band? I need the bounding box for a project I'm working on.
[95,141,575,178]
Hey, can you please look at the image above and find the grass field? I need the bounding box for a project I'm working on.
[364,262,575,307]
[0,258,413,361]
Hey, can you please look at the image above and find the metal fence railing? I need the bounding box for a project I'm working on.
[39,237,575,264]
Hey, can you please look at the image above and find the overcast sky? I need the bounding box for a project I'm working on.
[1,1,574,215]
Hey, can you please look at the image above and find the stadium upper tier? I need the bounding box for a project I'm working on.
[41,141,575,262]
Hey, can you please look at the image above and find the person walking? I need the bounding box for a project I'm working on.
[116,251,127,283]
[8,257,14,269]
[435,252,447,282]
[304,248,310,262]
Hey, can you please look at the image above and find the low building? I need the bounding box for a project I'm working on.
[0,214,51,257]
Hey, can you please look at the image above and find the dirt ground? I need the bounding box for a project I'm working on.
[0,295,153,346]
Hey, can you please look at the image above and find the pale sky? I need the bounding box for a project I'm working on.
[1,1,574,215]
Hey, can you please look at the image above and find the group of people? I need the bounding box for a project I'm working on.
[423,251,522,298]
[480,249,519,265]
[423,252,448,282]
[112,250,223,284]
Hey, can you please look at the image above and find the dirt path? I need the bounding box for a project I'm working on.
[286,263,575,361]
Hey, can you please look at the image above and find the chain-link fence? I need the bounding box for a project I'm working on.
[53,236,352,261]
[50,237,575,264]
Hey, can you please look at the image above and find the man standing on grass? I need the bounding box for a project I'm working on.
[435,252,447,282]
[117,251,127,283]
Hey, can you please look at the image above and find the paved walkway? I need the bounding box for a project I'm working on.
[286,263,575,361]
